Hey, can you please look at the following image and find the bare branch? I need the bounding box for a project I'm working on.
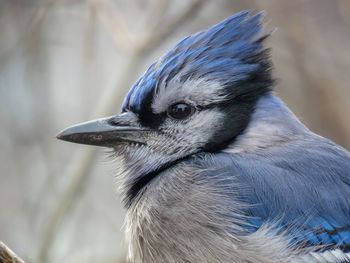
[0,241,25,263]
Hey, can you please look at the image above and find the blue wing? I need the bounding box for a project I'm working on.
[204,136,350,254]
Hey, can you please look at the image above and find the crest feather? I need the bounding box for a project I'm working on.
[123,11,272,113]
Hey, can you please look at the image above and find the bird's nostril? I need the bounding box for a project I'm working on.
[108,116,132,127]
[108,117,122,126]
[108,111,138,127]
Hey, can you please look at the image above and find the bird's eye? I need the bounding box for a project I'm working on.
[167,103,195,120]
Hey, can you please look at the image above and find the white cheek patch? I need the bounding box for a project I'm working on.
[182,109,224,141]
[151,77,228,114]
[155,109,225,155]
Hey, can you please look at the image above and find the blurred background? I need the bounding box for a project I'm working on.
[0,0,349,262]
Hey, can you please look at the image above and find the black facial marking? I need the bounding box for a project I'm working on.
[204,49,274,152]
[124,155,193,208]
[136,85,165,129]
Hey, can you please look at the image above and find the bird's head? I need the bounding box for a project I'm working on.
[57,11,273,206]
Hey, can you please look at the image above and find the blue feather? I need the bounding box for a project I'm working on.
[122,11,269,113]
[190,135,350,252]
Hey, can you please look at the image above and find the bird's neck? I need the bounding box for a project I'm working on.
[225,94,310,154]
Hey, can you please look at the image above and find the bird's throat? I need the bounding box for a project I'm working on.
[125,154,193,208]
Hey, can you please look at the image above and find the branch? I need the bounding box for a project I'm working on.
[0,241,25,263]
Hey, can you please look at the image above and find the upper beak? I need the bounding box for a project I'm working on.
[56,114,148,147]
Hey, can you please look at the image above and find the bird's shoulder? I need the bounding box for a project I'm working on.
[211,134,350,190]
[196,135,350,258]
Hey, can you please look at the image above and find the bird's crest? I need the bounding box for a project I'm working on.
[123,11,272,113]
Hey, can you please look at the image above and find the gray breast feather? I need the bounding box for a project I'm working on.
[127,135,350,263]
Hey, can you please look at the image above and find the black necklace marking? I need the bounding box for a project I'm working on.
[125,155,193,208]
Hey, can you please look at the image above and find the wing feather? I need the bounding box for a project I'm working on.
[208,136,350,254]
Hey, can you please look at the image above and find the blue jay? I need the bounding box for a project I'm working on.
[57,11,350,263]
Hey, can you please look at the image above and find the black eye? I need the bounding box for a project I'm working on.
[167,103,195,120]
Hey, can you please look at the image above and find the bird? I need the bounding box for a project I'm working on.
[57,11,350,263]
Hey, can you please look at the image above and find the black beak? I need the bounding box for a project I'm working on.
[56,114,148,147]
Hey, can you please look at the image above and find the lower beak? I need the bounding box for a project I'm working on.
[56,115,148,147]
